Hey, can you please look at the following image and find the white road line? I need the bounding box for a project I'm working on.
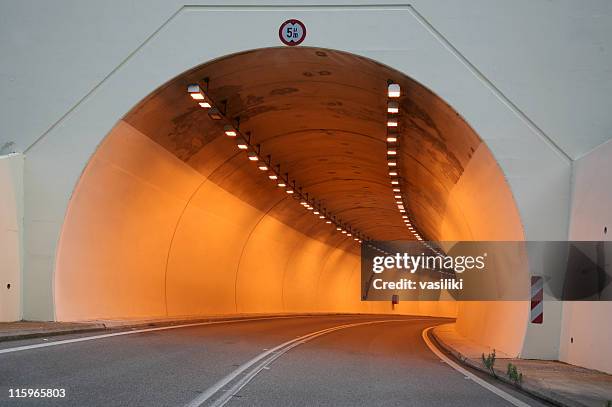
[186,319,431,407]
[421,327,531,407]
[0,315,329,355]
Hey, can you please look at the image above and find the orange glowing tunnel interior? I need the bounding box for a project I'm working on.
[55,47,526,354]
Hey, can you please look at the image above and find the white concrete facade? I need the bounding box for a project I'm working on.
[0,154,23,322]
[1,1,611,369]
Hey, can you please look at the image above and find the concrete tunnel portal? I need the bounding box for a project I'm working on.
[54,47,527,355]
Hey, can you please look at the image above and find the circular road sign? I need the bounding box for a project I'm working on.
[279,19,306,46]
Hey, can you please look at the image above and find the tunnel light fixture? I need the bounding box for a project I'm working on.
[313,210,320,215]
[341,230,347,234]
[386,136,398,143]
[268,171,278,180]
[387,118,398,127]
[248,152,259,161]
[286,188,294,194]
[326,220,332,224]
[388,159,397,167]
[277,181,286,187]
[336,226,342,231]
[319,215,325,219]
[399,209,406,213]
[388,83,401,98]
[389,170,398,176]
[224,125,237,137]
[347,233,352,237]
[387,148,397,155]
[188,84,205,100]
[199,101,212,109]
[387,101,399,113]
[258,164,268,171]
[236,137,248,150]
[391,179,399,185]
[393,188,400,193]
[208,108,223,120]
[396,200,403,205]
[395,194,402,199]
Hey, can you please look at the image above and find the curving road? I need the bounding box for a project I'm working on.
[0,315,547,406]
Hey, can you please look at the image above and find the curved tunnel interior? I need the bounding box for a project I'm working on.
[55,48,526,354]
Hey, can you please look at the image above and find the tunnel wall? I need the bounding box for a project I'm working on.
[437,144,528,357]
[559,139,612,373]
[55,121,457,320]
[0,154,23,322]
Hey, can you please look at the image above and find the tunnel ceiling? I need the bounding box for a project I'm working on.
[123,47,483,245]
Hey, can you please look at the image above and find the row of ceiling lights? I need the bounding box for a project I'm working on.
[386,83,446,258]
[187,79,372,245]
[385,83,424,242]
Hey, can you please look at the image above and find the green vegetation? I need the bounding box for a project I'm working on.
[506,363,523,387]
[481,350,497,378]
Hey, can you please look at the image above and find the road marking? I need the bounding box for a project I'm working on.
[421,327,531,407]
[186,319,431,407]
[0,315,340,355]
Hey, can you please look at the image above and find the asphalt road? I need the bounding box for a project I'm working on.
[0,315,548,406]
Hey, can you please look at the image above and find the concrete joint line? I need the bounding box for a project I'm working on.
[421,327,530,407]
[185,319,416,407]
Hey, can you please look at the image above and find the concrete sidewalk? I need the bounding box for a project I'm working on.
[0,321,106,342]
[432,323,612,407]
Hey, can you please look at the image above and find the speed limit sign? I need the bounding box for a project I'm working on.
[279,19,306,46]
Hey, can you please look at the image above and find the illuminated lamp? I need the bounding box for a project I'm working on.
[247,152,259,161]
[236,137,248,150]
[388,83,400,98]
[187,84,204,100]
[387,101,399,113]
[224,125,237,137]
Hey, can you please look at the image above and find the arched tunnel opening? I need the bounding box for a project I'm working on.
[54,47,526,355]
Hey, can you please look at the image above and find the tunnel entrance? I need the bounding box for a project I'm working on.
[55,48,524,352]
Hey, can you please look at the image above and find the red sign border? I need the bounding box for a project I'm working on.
[279,19,307,46]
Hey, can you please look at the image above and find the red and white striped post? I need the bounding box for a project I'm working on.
[530,276,543,324]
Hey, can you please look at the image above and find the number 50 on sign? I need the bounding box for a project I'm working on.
[279,19,306,46]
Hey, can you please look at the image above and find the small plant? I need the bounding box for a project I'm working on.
[507,363,523,387]
[482,349,497,377]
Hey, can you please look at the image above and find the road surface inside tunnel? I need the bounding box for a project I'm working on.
[0,315,547,407]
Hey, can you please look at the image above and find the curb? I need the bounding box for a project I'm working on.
[0,313,405,343]
[430,327,588,407]
[0,325,107,343]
